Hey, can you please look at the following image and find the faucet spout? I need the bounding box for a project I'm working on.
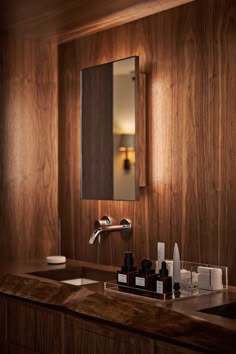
[89,225,110,245]
[89,219,132,244]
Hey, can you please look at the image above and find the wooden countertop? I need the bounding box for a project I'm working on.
[0,259,235,354]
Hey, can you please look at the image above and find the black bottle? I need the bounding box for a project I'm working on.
[156,261,172,297]
[117,252,137,287]
[134,259,156,291]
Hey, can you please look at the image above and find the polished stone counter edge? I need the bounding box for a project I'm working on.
[0,273,235,354]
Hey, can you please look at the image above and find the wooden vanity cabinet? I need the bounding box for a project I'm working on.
[65,314,155,354]
[65,314,204,354]
[34,305,64,354]
[0,295,8,354]
[1,294,205,354]
[155,341,205,354]
[8,345,38,354]
[7,297,35,351]
[0,339,8,353]
[6,297,64,354]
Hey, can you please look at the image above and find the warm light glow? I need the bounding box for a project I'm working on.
[151,75,173,184]
[119,134,135,170]
[119,146,134,152]
[113,119,135,134]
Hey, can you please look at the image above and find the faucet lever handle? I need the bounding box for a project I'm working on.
[94,215,112,229]
[120,218,132,236]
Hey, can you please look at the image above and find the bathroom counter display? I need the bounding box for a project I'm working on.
[105,261,228,303]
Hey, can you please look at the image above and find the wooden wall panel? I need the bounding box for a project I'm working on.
[0,36,58,259]
[59,0,236,285]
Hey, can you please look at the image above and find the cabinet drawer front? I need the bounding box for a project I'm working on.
[0,338,8,354]
[35,307,64,354]
[8,299,35,350]
[155,340,205,354]
[0,295,7,339]
[65,315,155,354]
[9,343,38,354]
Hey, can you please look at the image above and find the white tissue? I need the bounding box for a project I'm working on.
[180,269,199,287]
[180,269,191,287]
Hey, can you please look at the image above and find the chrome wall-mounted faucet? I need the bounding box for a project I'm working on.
[89,216,132,244]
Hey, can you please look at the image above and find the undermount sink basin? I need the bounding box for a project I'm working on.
[61,278,99,286]
[198,302,236,320]
[27,266,115,286]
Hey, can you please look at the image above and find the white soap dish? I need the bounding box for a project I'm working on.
[46,256,66,264]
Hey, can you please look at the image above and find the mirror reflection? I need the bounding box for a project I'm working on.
[81,56,138,201]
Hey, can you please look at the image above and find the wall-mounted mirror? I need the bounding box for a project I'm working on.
[81,56,139,201]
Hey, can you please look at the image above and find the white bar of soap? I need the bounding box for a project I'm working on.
[46,256,66,264]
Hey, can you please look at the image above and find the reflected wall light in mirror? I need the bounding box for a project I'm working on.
[119,134,135,170]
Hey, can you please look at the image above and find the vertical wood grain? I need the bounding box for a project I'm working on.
[0,296,7,354]
[59,0,236,285]
[0,295,7,339]
[155,340,205,354]
[8,299,35,349]
[81,63,113,200]
[65,315,155,354]
[35,306,64,354]
[8,344,36,354]
[0,36,58,259]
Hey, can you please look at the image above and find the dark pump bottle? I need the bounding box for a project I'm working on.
[156,261,172,297]
[117,252,137,287]
[134,259,156,290]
